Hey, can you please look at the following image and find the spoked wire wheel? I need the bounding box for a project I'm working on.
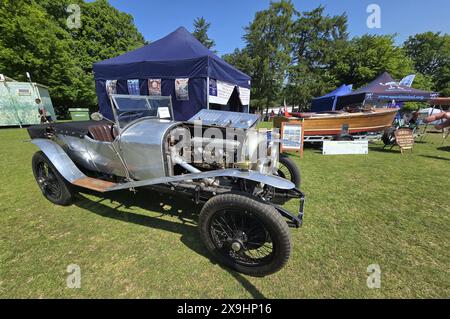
[209,209,274,267]
[277,162,292,182]
[276,153,301,187]
[273,154,301,205]
[32,151,74,205]
[35,161,62,202]
[199,193,291,276]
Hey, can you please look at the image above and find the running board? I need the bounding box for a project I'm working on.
[72,177,117,192]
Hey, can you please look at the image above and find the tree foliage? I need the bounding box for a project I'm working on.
[1,0,448,114]
[0,0,145,112]
[223,2,449,111]
[192,17,215,49]
[286,5,349,109]
[242,0,295,113]
[336,35,415,87]
[403,32,450,96]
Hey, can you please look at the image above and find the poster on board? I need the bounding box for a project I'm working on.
[209,78,218,97]
[148,79,161,96]
[127,79,140,95]
[175,78,189,100]
[105,80,117,95]
[281,121,304,158]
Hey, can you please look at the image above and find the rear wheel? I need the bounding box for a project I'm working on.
[277,153,301,187]
[32,151,75,206]
[273,154,301,205]
[199,193,291,276]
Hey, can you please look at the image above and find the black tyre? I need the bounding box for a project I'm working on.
[382,127,396,146]
[277,153,301,187]
[199,193,291,277]
[273,154,301,205]
[32,151,75,206]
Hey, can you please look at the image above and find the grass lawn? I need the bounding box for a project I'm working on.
[0,126,449,298]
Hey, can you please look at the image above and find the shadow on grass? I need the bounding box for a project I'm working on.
[419,155,450,161]
[437,146,450,152]
[369,146,401,154]
[74,189,266,299]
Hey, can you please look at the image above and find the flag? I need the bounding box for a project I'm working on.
[399,74,416,87]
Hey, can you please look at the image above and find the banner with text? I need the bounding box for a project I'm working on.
[239,87,250,105]
[209,79,235,105]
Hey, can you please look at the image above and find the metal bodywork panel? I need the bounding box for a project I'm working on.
[188,109,260,129]
[118,119,181,180]
[107,169,295,191]
[55,134,127,177]
[31,138,86,183]
[49,118,182,181]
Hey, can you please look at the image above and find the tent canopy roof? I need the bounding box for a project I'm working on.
[310,84,353,112]
[313,84,353,100]
[336,72,437,108]
[93,27,251,88]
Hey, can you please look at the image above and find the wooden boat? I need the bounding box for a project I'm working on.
[274,108,398,136]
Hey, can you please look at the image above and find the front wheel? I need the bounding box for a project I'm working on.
[199,193,291,276]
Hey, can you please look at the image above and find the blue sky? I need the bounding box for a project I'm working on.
[108,0,449,56]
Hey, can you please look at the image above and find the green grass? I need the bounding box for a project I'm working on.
[0,126,449,298]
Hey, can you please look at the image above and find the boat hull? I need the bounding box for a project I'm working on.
[276,109,398,136]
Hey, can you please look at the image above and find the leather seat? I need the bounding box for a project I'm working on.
[88,123,116,142]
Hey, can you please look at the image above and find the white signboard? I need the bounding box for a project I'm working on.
[322,141,368,155]
[239,87,251,105]
[209,80,235,105]
[158,107,171,119]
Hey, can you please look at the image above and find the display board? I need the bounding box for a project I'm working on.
[323,141,369,155]
[395,128,414,154]
[280,121,304,158]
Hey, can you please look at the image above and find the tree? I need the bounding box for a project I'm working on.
[222,48,254,79]
[403,32,450,96]
[192,17,215,49]
[0,0,145,114]
[333,35,417,88]
[0,0,82,108]
[286,5,349,110]
[243,0,295,113]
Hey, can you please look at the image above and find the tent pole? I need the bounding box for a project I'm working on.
[206,77,210,109]
[248,92,250,113]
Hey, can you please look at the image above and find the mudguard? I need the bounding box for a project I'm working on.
[31,138,85,183]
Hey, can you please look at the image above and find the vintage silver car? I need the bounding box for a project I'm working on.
[27,95,304,276]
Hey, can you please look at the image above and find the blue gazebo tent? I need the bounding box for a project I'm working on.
[310,84,353,112]
[93,27,251,120]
